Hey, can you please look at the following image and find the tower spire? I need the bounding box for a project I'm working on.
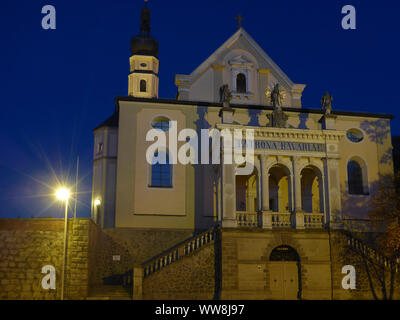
[129,0,159,98]
[140,0,151,34]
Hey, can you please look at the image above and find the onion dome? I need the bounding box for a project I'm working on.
[130,2,159,58]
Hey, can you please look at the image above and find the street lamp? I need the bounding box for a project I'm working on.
[56,187,70,300]
[94,199,101,224]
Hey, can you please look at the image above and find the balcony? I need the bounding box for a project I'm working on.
[235,211,324,229]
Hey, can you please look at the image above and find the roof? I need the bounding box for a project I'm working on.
[93,112,119,131]
[114,96,394,120]
[176,27,299,90]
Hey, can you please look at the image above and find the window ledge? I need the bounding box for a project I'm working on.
[148,185,173,189]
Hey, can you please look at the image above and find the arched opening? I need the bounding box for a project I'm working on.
[268,165,291,213]
[236,73,246,93]
[347,158,368,195]
[269,245,300,261]
[235,168,258,213]
[268,245,301,300]
[140,79,147,92]
[300,166,323,213]
[151,116,170,131]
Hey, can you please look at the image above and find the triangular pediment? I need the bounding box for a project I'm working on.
[186,28,294,88]
[175,27,306,107]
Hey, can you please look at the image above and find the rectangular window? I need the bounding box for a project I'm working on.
[96,142,103,155]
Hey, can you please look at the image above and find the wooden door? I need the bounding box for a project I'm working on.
[269,262,299,300]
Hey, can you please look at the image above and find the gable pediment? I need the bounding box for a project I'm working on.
[175,28,306,108]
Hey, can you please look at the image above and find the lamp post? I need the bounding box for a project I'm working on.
[56,188,70,300]
[94,199,101,225]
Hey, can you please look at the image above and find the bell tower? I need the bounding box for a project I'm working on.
[128,1,159,98]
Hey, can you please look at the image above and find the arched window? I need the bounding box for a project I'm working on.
[151,116,170,131]
[236,73,246,93]
[347,160,364,194]
[140,79,147,92]
[151,151,172,188]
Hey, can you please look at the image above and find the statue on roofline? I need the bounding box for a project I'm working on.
[321,92,333,115]
[219,84,232,104]
[270,83,282,109]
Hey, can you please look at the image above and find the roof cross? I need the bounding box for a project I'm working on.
[235,14,244,29]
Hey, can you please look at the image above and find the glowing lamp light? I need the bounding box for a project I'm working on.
[56,188,70,201]
[94,199,101,207]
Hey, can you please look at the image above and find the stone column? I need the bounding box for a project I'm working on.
[222,162,237,228]
[292,156,304,229]
[133,267,144,300]
[321,173,327,224]
[260,155,272,229]
[260,155,269,211]
[323,158,343,229]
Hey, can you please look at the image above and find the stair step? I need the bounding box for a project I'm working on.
[87,285,132,300]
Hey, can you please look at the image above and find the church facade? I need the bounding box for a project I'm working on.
[90,4,399,300]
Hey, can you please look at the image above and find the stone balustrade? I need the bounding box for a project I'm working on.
[236,211,258,227]
[303,213,324,228]
[271,212,291,228]
[234,211,325,229]
[347,234,399,273]
[142,227,218,278]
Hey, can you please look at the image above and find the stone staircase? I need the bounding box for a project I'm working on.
[142,226,219,278]
[345,232,400,272]
[87,285,132,300]
[87,226,219,300]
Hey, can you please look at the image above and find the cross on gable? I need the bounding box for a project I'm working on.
[235,14,244,29]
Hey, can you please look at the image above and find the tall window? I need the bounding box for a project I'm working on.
[236,73,246,93]
[151,151,172,187]
[140,79,147,92]
[347,160,364,194]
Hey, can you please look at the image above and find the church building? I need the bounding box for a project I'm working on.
[90,3,399,300]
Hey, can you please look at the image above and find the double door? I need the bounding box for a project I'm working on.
[269,262,299,300]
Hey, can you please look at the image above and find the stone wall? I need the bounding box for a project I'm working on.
[330,230,400,300]
[142,242,216,299]
[1,218,398,300]
[220,229,333,300]
[0,218,91,300]
[89,228,193,286]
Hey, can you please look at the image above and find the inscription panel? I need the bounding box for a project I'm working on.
[236,140,326,153]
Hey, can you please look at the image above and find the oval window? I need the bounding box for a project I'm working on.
[152,116,170,131]
[346,128,364,143]
[140,63,147,68]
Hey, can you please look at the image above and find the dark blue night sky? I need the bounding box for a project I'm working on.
[0,0,399,219]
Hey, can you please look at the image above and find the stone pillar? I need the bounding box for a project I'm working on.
[324,158,343,229]
[260,155,272,229]
[222,163,237,228]
[292,156,304,229]
[133,267,144,300]
[321,173,327,222]
[260,155,269,211]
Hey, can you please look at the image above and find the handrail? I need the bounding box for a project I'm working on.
[345,232,399,273]
[142,226,219,278]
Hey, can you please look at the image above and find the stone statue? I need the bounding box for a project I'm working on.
[321,92,333,115]
[270,83,282,109]
[219,84,232,104]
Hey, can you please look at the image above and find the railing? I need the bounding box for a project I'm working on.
[271,212,291,228]
[304,213,324,229]
[236,211,258,227]
[122,269,133,293]
[142,227,218,278]
[346,233,400,273]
